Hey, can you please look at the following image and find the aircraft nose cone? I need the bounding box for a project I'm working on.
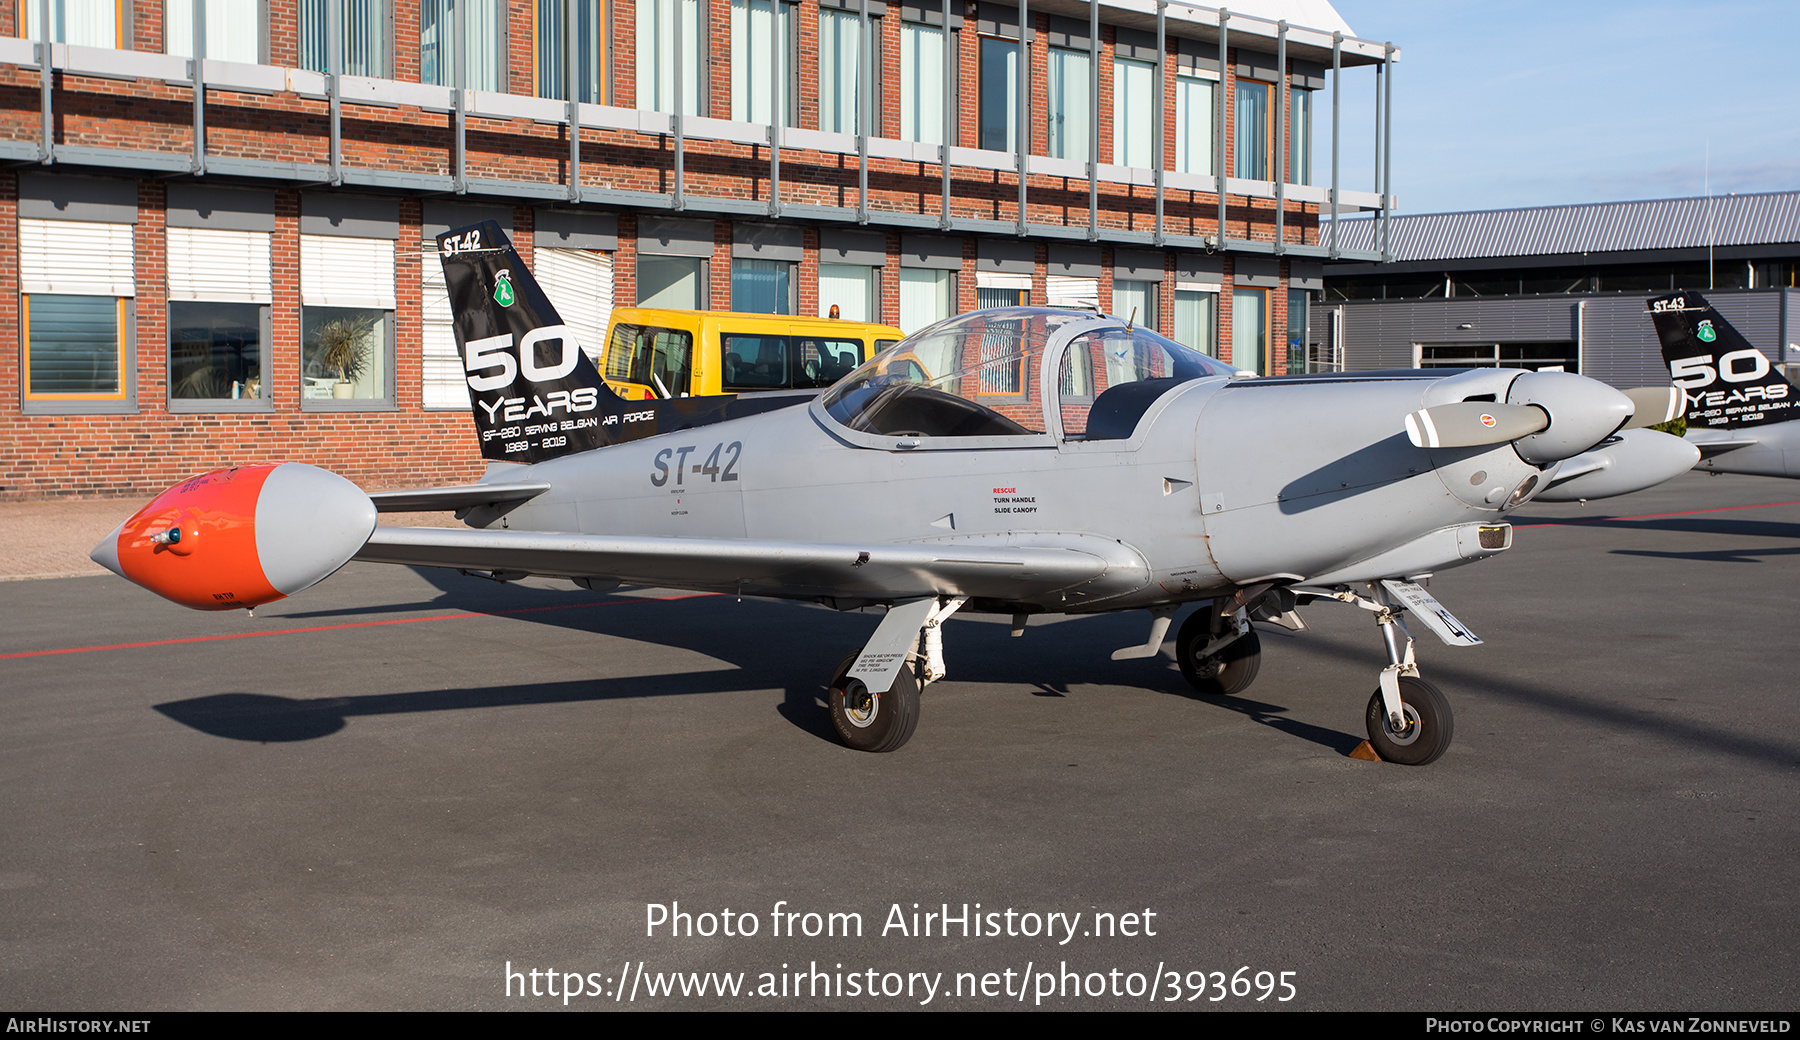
[1507,371,1635,464]
[90,521,126,578]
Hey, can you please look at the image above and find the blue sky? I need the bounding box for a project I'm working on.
[1322,1,1800,215]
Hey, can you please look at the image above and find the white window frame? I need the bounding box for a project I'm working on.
[299,234,397,410]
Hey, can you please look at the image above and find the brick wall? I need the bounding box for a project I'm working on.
[0,0,1340,499]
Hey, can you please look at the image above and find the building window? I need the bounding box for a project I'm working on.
[1046,275,1098,309]
[1231,287,1266,374]
[421,0,504,92]
[898,267,954,335]
[20,217,134,410]
[732,0,794,125]
[1175,75,1214,176]
[298,0,389,77]
[1112,279,1155,329]
[536,0,606,102]
[820,8,879,136]
[25,0,121,47]
[1174,288,1216,355]
[1286,289,1310,374]
[170,303,267,403]
[637,255,706,308]
[166,226,273,408]
[1289,87,1313,185]
[25,296,129,401]
[299,235,394,406]
[1111,57,1154,168]
[899,20,946,144]
[819,263,878,322]
[731,258,795,314]
[1045,46,1090,161]
[166,0,260,61]
[976,271,1029,311]
[536,248,614,364]
[1234,79,1271,180]
[637,0,703,116]
[979,35,1018,152]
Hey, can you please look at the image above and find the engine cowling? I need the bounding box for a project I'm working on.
[90,463,378,610]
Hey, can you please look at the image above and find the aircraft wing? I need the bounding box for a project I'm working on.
[354,526,1148,604]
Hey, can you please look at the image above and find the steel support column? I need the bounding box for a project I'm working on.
[938,0,952,228]
[768,5,782,217]
[1329,31,1340,259]
[1381,41,1393,262]
[1086,0,1098,242]
[191,0,206,174]
[329,0,343,185]
[857,0,869,223]
[37,0,51,163]
[1016,0,1028,237]
[567,0,580,202]
[1153,0,1165,247]
[1215,9,1228,249]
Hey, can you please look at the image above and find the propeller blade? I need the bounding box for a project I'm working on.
[1404,402,1549,448]
[1619,386,1683,430]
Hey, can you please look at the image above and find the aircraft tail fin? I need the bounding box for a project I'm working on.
[437,221,808,464]
[437,220,622,464]
[1648,291,1798,431]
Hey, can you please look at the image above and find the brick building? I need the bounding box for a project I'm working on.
[0,0,1394,499]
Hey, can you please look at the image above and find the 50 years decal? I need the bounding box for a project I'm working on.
[652,442,743,487]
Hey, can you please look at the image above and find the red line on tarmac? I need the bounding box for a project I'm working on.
[0,592,719,662]
[1513,499,1800,529]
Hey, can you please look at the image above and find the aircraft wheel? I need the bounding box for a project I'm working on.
[1176,613,1261,696]
[827,651,921,753]
[1364,676,1454,766]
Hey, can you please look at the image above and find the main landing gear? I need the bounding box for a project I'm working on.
[827,596,964,753]
[1174,608,1262,697]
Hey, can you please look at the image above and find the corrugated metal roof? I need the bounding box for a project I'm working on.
[1334,191,1800,262]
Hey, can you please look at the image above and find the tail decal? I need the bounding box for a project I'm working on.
[437,221,803,464]
[1648,292,1798,431]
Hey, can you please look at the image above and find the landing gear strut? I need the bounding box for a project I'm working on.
[1323,581,1462,765]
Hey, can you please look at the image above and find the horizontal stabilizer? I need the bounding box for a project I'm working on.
[367,482,552,512]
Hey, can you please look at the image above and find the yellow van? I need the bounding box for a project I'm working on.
[600,308,905,400]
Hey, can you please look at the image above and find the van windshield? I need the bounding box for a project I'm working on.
[606,324,694,397]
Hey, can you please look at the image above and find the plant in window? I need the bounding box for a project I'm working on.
[308,313,377,398]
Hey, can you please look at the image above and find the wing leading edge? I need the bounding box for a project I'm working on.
[356,526,1150,605]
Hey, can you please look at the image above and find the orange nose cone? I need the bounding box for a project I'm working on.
[111,466,284,610]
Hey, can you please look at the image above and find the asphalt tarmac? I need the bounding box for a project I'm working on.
[2,471,1797,1011]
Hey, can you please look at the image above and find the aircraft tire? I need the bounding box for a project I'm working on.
[827,651,921,753]
[1176,614,1261,697]
[1364,676,1454,766]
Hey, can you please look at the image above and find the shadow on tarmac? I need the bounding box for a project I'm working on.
[152,566,1371,754]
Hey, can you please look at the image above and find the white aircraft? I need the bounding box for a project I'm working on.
[88,223,1702,765]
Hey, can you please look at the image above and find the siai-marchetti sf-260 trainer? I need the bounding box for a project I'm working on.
[92,221,1700,765]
